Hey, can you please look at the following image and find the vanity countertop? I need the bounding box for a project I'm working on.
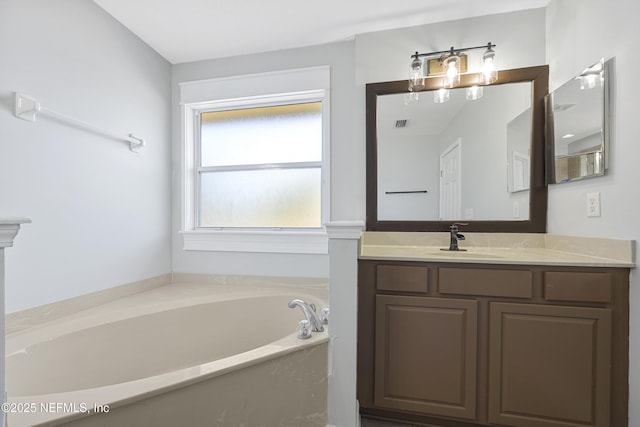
[359,232,635,268]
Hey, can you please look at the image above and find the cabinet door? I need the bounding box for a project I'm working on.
[488,302,611,427]
[374,295,478,419]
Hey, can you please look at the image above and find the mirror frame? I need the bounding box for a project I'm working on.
[366,65,549,232]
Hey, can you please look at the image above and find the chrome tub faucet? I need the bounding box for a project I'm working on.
[288,298,328,339]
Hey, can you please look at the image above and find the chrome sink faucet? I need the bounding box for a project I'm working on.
[443,222,468,251]
[288,299,327,339]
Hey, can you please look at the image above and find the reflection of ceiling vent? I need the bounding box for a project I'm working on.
[553,103,575,112]
[394,119,408,128]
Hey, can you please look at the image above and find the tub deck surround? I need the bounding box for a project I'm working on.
[1,218,30,427]
[6,276,329,427]
[6,274,174,335]
[360,232,635,267]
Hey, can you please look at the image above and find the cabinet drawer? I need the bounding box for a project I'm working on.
[544,271,612,303]
[439,267,532,298]
[376,264,429,293]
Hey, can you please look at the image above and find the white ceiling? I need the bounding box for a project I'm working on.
[93,0,549,64]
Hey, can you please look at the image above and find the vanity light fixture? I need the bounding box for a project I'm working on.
[481,43,498,84]
[443,52,461,88]
[408,42,498,92]
[434,88,450,104]
[466,85,483,100]
[409,56,426,92]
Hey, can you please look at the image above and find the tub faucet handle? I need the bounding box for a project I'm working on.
[319,307,330,324]
[297,320,313,339]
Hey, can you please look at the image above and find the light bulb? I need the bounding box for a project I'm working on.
[443,55,460,88]
[434,88,450,104]
[408,55,425,92]
[481,45,498,84]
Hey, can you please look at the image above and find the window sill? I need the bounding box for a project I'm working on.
[180,229,328,254]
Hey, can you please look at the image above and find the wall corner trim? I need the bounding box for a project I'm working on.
[325,221,365,240]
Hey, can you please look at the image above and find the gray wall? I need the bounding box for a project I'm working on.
[171,42,358,277]
[545,0,640,419]
[0,0,172,312]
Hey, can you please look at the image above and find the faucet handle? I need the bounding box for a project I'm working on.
[319,307,330,324]
[297,320,312,339]
[451,222,469,228]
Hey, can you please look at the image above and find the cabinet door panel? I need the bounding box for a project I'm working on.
[374,295,478,419]
[489,302,611,427]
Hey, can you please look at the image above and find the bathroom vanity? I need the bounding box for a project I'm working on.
[357,232,633,427]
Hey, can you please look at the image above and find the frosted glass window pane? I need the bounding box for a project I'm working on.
[201,102,322,167]
[199,168,321,227]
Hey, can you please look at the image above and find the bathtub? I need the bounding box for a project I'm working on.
[6,275,329,426]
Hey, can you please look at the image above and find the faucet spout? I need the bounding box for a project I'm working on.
[443,222,468,251]
[288,299,324,332]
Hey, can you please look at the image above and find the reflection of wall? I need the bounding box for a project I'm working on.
[507,110,531,219]
[507,109,531,189]
[568,132,601,154]
[378,81,533,221]
[377,134,440,220]
[436,83,531,220]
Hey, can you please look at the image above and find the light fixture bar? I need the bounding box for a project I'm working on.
[411,42,496,60]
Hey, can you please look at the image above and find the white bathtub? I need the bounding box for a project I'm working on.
[6,276,329,426]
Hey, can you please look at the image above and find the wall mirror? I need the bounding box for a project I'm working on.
[546,58,611,184]
[366,65,549,232]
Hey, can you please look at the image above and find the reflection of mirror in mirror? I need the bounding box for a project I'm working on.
[549,58,609,183]
[377,82,531,221]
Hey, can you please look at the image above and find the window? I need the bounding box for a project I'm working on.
[180,67,330,253]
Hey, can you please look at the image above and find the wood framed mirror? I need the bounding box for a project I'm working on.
[366,65,549,232]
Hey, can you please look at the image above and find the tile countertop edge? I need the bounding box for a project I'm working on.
[358,251,635,268]
[359,232,635,268]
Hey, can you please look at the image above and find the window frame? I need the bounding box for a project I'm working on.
[179,67,331,254]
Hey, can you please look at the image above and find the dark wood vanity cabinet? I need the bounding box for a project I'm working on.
[374,295,478,419]
[358,261,629,427]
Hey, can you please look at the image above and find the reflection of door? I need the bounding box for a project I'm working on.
[439,139,461,219]
[512,151,530,192]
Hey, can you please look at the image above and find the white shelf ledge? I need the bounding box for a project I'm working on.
[0,218,31,248]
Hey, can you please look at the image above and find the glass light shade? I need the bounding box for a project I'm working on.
[578,60,604,90]
[578,72,602,90]
[481,47,498,84]
[434,88,450,103]
[466,85,483,100]
[403,91,420,105]
[443,55,460,88]
[408,56,425,91]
